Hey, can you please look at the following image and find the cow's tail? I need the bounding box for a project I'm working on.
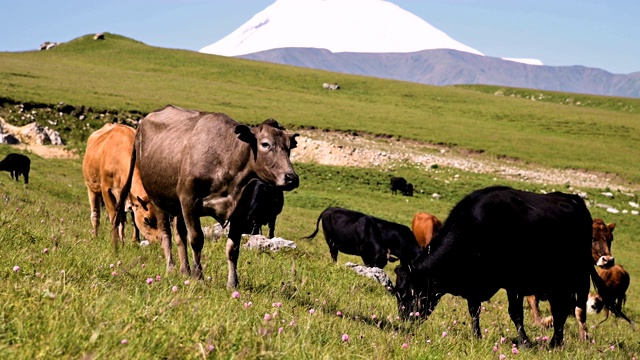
[301,211,323,240]
[112,139,137,250]
[590,266,635,329]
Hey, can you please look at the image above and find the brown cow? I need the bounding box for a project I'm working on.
[411,212,442,249]
[83,124,161,243]
[587,264,630,317]
[113,105,299,288]
[526,218,616,327]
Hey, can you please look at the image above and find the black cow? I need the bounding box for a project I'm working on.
[390,177,407,195]
[393,186,632,347]
[114,105,299,288]
[231,178,284,238]
[404,183,414,197]
[304,207,421,269]
[0,153,30,184]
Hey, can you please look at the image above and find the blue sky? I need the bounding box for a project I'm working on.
[1,0,637,74]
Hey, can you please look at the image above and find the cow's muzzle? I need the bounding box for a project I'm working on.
[597,255,615,268]
[280,172,299,191]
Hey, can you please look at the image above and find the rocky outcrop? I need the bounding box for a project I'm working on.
[0,116,64,145]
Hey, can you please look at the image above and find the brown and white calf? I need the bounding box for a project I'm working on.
[587,264,630,317]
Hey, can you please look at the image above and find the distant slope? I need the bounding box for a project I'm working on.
[238,48,640,98]
[2,33,640,184]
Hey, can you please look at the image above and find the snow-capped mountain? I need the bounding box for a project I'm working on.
[200,0,484,57]
[197,0,640,97]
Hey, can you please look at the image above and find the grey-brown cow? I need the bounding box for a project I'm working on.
[114,105,299,288]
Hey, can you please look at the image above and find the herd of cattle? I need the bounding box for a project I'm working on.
[3,104,633,348]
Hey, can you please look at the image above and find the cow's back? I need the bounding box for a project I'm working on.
[83,124,136,192]
[136,105,243,215]
[422,186,593,297]
[412,212,442,249]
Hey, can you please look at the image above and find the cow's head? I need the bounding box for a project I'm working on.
[592,218,615,268]
[393,265,442,321]
[131,195,161,242]
[235,119,299,191]
[586,293,604,314]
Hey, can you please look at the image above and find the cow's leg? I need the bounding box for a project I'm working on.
[574,275,590,342]
[87,189,101,236]
[226,225,242,289]
[23,170,28,185]
[158,212,174,272]
[102,187,124,244]
[268,220,275,239]
[547,295,570,347]
[130,211,140,243]
[173,216,192,277]
[507,291,531,347]
[526,295,542,325]
[467,300,482,338]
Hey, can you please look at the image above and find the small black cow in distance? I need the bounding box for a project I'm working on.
[230,178,284,238]
[303,207,421,269]
[390,177,407,195]
[0,153,30,184]
[390,176,413,196]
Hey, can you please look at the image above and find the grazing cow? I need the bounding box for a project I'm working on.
[390,177,407,195]
[526,218,616,327]
[82,124,161,243]
[0,153,30,184]
[304,207,421,269]
[587,264,630,317]
[231,178,284,238]
[393,186,632,347]
[402,183,414,197]
[113,105,299,288]
[411,212,442,249]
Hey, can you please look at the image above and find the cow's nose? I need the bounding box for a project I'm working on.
[284,172,299,189]
[597,255,615,268]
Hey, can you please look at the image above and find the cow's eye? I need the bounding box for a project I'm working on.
[144,217,151,226]
[260,142,271,150]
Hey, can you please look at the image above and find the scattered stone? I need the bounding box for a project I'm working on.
[243,235,297,251]
[344,262,393,291]
[203,223,228,241]
[322,83,340,90]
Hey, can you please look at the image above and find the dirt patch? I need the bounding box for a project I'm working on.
[14,144,79,159]
[290,129,638,193]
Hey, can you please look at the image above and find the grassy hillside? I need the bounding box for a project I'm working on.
[1,33,640,184]
[1,34,640,358]
[1,146,639,359]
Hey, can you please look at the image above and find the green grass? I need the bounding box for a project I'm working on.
[1,33,640,358]
[1,147,639,359]
[1,33,640,183]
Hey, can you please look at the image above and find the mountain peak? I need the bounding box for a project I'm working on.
[200,0,483,56]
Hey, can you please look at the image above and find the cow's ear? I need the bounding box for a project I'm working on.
[290,133,299,149]
[235,125,256,144]
[137,196,149,211]
[607,222,616,233]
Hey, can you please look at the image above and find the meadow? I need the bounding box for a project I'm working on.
[1,33,639,359]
